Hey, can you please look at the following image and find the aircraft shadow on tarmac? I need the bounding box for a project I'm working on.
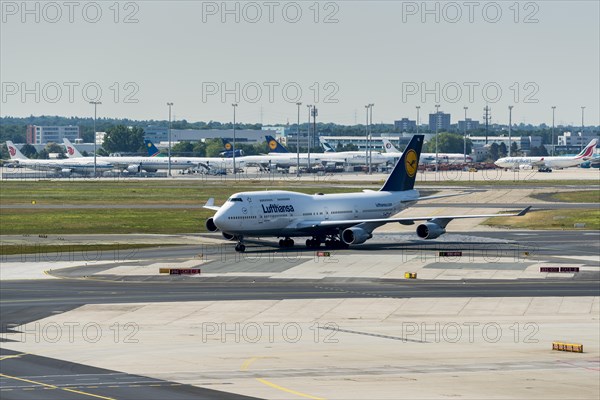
[239,238,516,254]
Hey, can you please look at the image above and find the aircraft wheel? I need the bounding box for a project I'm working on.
[235,244,246,252]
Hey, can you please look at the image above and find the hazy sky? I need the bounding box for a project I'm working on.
[1,1,598,126]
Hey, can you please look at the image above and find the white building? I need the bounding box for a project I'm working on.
[26,125,79,144]
[557,131,597,147]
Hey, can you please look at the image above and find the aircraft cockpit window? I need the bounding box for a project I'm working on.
[229,198,243,202]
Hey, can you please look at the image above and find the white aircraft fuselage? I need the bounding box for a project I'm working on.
[213,189,419,237]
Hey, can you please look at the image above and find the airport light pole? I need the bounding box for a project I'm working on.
[167,102,173,177]
[508,105,513,157]
[296,102,302,177]
[463,106,468,163]
[89,101,101,177]
[306,104,312,172]
[369,103,374,174]
[581,106,585,134]
[364,104,370,173]
[416,106,420,135]
[434,104,440,172]
[551,106,556,156]
[232,103,238,175]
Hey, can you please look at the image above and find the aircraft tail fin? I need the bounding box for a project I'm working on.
[220,139,243,157]
[575,138,598,159]
[319,138,336,153]
[380,135,424,192]
[144,140,163,157]
[5,141,28,160]
[382,139,400,153]
[63,138,83,158]
[266,136,289,153]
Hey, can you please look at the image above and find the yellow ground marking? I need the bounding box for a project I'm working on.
[240,357,260,371]
[241,357,326,400]
[0,353,28,361]
[256,378,326,400]
[0,373,115,400]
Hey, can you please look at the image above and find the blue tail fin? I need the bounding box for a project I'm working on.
[144,140,163,157]
[220,139,243,157]
[380,135,424,192]
[266,136,289,153]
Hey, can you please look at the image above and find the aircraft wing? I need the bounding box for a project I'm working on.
[295,206,531,231]
[411,192,467,202]
[203,198,221,211]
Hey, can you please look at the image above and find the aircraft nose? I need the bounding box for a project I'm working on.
[213,210,227,230]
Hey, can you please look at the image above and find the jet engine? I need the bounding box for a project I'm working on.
[341,227,372,245]
[126,164,141,174]
[60,168,73,176]
[222,232,235,240]
[416,222,446,239]
[205,218,219,232]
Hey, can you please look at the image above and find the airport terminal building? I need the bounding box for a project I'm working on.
[144,127,277,145]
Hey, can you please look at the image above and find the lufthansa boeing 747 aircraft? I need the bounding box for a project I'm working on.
[204,135,530,252]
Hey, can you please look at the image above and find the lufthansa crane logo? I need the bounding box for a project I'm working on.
[225,143,232,150]
[269,140,278,150]
[405,149,418,178]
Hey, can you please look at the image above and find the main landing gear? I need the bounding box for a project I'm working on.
[278,237,295,248]
[306,235,349,249]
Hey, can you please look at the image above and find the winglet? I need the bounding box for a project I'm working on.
[517,206,532,216]
[203,198,220,211]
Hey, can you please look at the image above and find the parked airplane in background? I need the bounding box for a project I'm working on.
[380,139,472,164]
[6,141,114,175]
[221,139,244,158]
[204,135,530,252]
[266,136,387,166]
[494,138,598,170]
[63,138,194,173]
[317,137,389,166]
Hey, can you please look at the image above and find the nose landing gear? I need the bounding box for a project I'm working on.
[234,236,246,252]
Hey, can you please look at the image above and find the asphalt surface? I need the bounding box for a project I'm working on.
[1,230,598,400]
[0,349,259,400]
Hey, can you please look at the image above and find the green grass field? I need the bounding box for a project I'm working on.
[0,243,167,256]
[484,209,600,230]
[0,180,360,205]
[0,181,368,235]
[0,208,212,235]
